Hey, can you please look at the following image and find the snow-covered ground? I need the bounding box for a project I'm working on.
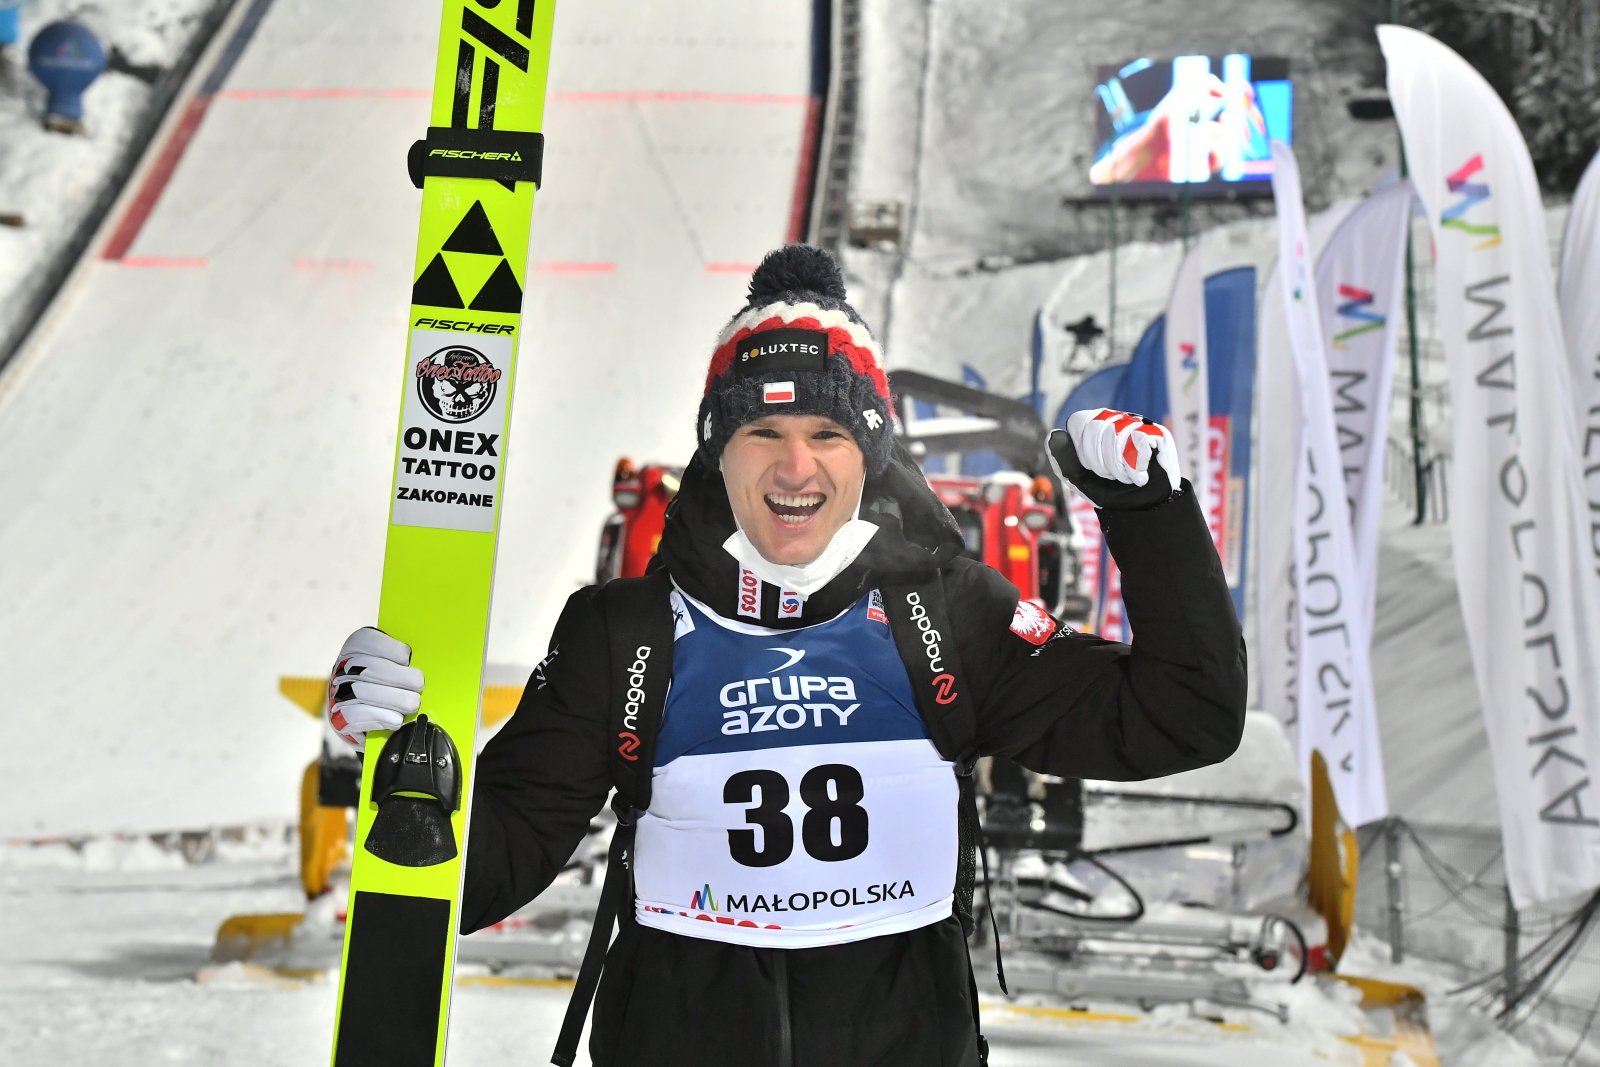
[0,0,220,357]
[3,0,1598,1062]
[2,836,1546,1067]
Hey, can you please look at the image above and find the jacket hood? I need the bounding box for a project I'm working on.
[653,438,964,628]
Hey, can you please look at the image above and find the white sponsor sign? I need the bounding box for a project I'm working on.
[1314,181,1412,624]
[1164,246,1211,519]
[1383,24,1600,904]
[1557,150,1600,587]
[1270,141,1388,827]
[1255,261,1301,747]
[391,329,512,533]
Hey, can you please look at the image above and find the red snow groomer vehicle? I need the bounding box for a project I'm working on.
[887,369,1090,622]
[593,458,682,585]
[591,375,1090,623]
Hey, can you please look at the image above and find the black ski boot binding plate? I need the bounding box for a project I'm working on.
[363,713,461,868]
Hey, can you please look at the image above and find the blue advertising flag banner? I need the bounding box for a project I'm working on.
[1053,361,1129,430]
[1204,266,1257,620]
[1111,315,1168,419]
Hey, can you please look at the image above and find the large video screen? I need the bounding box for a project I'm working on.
[1091,54,1292,199]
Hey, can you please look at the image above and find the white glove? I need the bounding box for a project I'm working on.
[326,627,424,748]
[1048,408,1181,509]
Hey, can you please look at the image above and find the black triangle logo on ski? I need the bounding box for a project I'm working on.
[412,253,465,309]
[442,201,504,257]
[469,259,524,314]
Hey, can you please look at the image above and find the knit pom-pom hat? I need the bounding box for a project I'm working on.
[695,245,894,475]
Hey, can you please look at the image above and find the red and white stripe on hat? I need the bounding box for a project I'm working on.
[704,301,888,400]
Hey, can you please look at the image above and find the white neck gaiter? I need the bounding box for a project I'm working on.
[720,486,879,597]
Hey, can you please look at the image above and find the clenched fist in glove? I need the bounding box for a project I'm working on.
[326,627,424,748]
[1048,408,1182,510]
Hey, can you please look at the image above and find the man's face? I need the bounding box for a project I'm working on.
[721,414,866,566]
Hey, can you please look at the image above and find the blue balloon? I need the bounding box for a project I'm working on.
[28,21,107,124]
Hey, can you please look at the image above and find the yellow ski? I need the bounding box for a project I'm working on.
[330,2,555,1064]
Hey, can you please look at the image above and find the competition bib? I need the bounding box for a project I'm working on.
[633,587,958,948]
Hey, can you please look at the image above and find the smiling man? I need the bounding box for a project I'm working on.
[719,413,865,565]
[327,245,1247,1067]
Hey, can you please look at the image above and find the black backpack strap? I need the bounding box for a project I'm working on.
[882,575,1008,1027]
[552,571,675,1067]
[881,578,976,763]
[603,569,675,812]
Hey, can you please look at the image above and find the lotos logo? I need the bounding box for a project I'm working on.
[616,731,640,762]
[1441,154,1501,251]
[1331,284,1385,349]
[867,590,888,625]
[738,567,761,618]
[904,591,958,704]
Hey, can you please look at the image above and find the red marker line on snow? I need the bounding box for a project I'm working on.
[555,90,808,106]
[100,98,213,262]
[786,95,821,244]
[294,258,374,271]
[208,88,807,106]
[220,87,430,100]
[535,261,616,273]
[119,256,210,269]
[102,0,279,262]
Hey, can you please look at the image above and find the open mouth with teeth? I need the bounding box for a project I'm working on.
[765,492,825,525]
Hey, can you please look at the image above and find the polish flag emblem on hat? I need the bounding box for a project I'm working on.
[763,380,796,404]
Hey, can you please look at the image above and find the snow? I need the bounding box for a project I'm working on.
[0,0,811,840]
[0,838,1486,1066]
[0,0,218,356]
[2,0,1597,1062]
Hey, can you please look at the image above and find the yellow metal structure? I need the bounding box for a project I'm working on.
[1307,748,1439,1066]
[1307,749,1358,963]
[280,674,522,727]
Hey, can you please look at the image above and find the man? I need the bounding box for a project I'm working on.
[328,244,1246,1066]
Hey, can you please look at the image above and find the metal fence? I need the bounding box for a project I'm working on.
[1354,818,1600,1063]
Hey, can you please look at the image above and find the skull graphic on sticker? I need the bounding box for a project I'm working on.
[415,345,503,424]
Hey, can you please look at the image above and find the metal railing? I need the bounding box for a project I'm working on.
[1355,818,1600,1063]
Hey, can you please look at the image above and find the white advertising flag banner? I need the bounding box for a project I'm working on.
[1164,246,1211,519]
[1255,261,1301,745]
[1314,181,1412,622]
[1557,150,1600,587]
[1270,141,1389,827]
[1382,24,1600,905]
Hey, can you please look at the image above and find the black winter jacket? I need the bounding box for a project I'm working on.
[462,442,1247,1066]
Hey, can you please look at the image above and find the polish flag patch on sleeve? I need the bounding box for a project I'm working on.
[763,381,796,404]
[1008,599,1058,646]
